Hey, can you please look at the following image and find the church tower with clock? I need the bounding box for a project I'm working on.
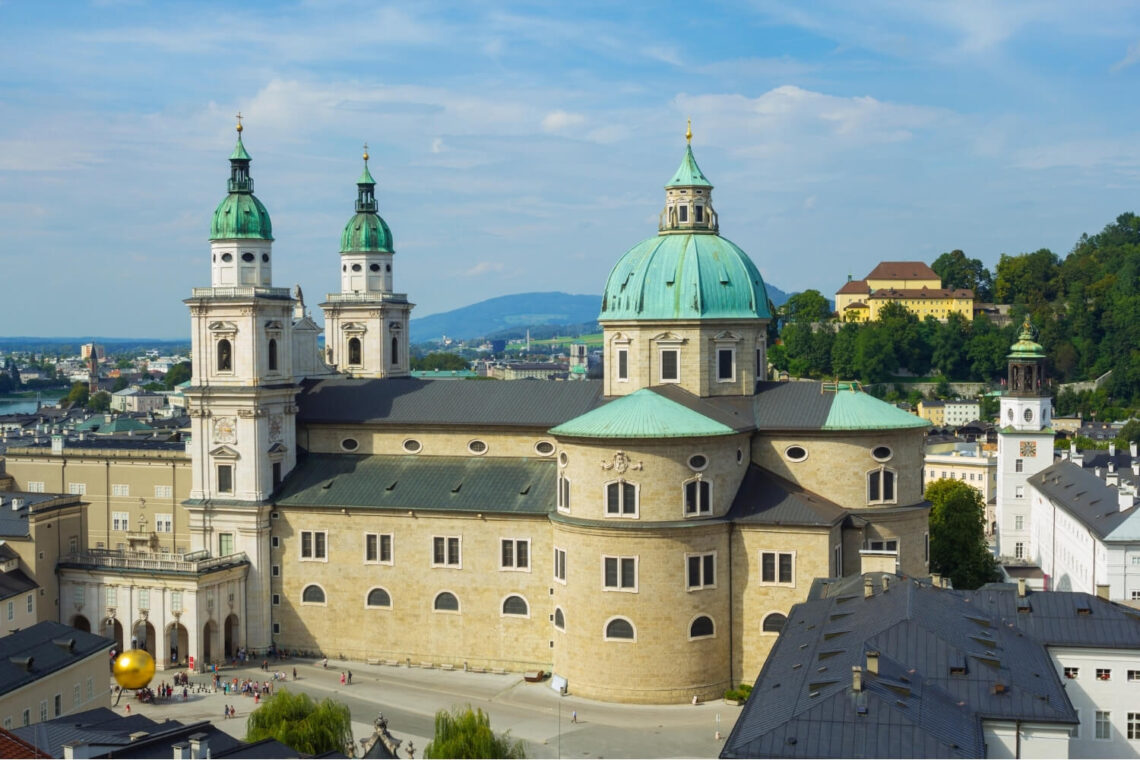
[182,118,297,653]
[996,319,1052,562]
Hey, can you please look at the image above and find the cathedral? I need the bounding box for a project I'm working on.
[6,121,932,704]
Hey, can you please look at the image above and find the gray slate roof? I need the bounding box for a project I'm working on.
[1028,461,1139,540]
[0,492,64,538]
[0,568,38,601]
[751,381,840,430]
[275,453,555,515]
[0,622,114,698]
[727,466,847,527]
[297,377,604,428]
[721,574,1103,759]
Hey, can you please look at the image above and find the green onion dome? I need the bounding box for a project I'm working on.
[340,152,394,253]
[209,132,273,241]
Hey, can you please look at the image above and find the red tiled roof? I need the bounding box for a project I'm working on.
[836,279,869,294]
[0,728,42,759]
[868,288,974,300]
[843,301,868,309]
[865,261,939,281]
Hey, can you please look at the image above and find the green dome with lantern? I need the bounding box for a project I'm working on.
[340,149,394,254]
[209,125,273,241]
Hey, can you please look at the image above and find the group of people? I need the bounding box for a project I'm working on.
[215,676,275,699]
[340,671,353,686]
[151,681,189,701]
[222,704,238,720]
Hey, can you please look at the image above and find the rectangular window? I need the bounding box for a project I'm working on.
[22,709,29,727]
[1064,666,1079,679]
[833,544,842,577]
[694,205,704,222]
[68,482,86,495]
[300,531,326,560]
[86,677,93,700]
[432,536,461,567]
[717,348,734,381]
[155,514,173,533]
[273,623,280,635]
[1015,542,1025,559]
[112,512,129,531]
[603,556,638,591]
[1096,710,1111,740]
[1128,670,1140,681]
[924,532,929,564]
[171,591,182,611]
[272,594,280,606]
[111,483,129,497]
[137,589,149,610]
[365,534,377,562]
[272,536,279,548]
[26,594,32,613]
[26,481,44,493]
[684,479,711,516]
[686,552,716,590]
[617,349,628,381]
[53,694,61,717]
[1015,515,1024,531]
[106,587,117,607]
[678,205,688,222]
[761,551,795,585]
[218,533,234,557]
[557,475,571,513]
[1015,485,1024,499]
[553,547,566,583]
[6,601,12,621]
[1097,668,1111,681]
[1071,709,1080,739]
[154,485,173,498]
[1129,713,1140,740]
[605,481,638,517]
[500,539,530,570]
[272,565,280,577]
[73,684,81,708]
[217,465,233,494]
[40,700,47,722]
[1015,458,1024,473]
[660,349,679,382]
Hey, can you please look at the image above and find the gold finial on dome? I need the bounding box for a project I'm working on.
[686,118,692,144]
[363,142,369,162]
[235,111,243,133]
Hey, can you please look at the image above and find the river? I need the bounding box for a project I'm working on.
[0,392,66,415]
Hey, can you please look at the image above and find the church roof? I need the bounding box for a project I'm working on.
[836,279,869,294]
[865,261,939,281]
[1028,461,1140,540]
[275,453,554,515]
[550,388,737,439]
[751,381,931,431]
[667,144,712,187]
[727,466,847,527]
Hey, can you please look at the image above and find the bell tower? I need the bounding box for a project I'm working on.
[996,318,1052,562]
[183,117,297,652]
[321,146,414,377]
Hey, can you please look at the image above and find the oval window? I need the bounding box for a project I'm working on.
[341,438,359,451]
[468,440,488,455]
[535,441,555,456]
[1007,408,1014,422]
[559,452,569,467]
[370,263,381,272]
[402,439,422,454]
[221,253,233,262]
[352,263,362,272]
[262,253,269,262]
[688,454,708,471]
[785,446,808,462]
[871,446,892,462]
[342,265,347,272]
[242,252,255,262]
[1024,408,1033,422]
[737,448,744,464]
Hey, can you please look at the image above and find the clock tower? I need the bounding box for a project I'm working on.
[996,318,1052,562]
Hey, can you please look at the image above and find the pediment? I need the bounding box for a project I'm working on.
[651,331,686,345]
[208,321,238,333]
[209,445,240,459]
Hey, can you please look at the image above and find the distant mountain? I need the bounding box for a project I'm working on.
[411,284,792,343]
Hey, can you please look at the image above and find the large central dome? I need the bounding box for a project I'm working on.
[599,141,770,321]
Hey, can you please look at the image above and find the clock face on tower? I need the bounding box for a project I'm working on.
[1020,441,1036,457]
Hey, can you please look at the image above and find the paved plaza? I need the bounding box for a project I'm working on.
[109,657,742,758]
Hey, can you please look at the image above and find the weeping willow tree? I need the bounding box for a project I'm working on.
[424,705,526,759]
[245,689,352,756]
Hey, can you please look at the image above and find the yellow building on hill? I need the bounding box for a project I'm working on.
[836,261,974,323]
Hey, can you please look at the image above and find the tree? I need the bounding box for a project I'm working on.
[89,391,112,413]
[782,289,833,324]
[925,479,999,590]
[66,382,89,408]
[164,361,191,388]
[245,690,352,756]
[112,376,130,392]
[424,705,525,759]
[932,249,994,301]
[413,352,470,372]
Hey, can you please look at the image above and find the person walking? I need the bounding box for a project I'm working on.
[571,710,578,724]
[322,657,328,669]
[340,672,346,686]
[292,667,297,680]
[347,671,352,685]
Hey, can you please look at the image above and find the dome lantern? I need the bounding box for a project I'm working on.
[210,116,273,242]
[340,145,393,255]
[660,122,717,234]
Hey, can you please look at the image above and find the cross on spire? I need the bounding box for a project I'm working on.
[363,142,369,161]
[235,111,243,133]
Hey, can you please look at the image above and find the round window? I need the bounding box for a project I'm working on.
[221,253,233,262]
[468,440,488,455]
[352,264,362,272]
[737,448,744,464]
[370,263,381,272]
[535,441,555,456]
[871,446,892,462]
[688,454,708,471]
[785,446,808,462]
[559,452,569,467]
[341,438,359,451]
[262,253,269,262]
[342,265,346,272]
[1007,408,1014,422]
[402,439,422,453]
[1024,408,1033,422]
[242,252,255,262]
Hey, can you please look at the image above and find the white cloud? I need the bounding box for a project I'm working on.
[642,46,683,67]
[542,110,587,133]
[464,261,506,277]
[431,138,445,154]
[1111,40,1140,72]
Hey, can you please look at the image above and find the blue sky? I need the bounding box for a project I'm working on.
[3,1,1140,338]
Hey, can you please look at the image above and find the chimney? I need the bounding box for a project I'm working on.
[188,733,209,760]
[1096,584,1110,600]
[51,433,64,454]
[1133,462,1139,477]
[882,576,890,592]
[1131,441,1138,459]
[852,666,863,692]
[172,742,190,760]
[864,577,874,599]
[63,741,92,759]
[11,498,22,511]
[1095,467,1101,478]
[1119,484,1135,512]
[930,572,942,588]
[1110,442,1117,457]
[1017,578,1027,598]
[866,650,880,676]
[1109,460,1117,473]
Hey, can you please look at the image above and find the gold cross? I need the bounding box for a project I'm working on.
[235,111,243,133]
[363,142,369,161]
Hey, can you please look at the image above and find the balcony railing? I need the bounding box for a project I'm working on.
[61,548,248,574]
[323,292,407,303]
[190,286,292,299]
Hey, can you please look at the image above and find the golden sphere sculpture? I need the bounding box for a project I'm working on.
[113,649,156,690]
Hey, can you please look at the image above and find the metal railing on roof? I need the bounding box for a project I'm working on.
[61,548,248,574]
[190,286,292,299]
[323,292,408,303]
[822,381,863,394]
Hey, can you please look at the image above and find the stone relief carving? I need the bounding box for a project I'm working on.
[213,416,237,444]
[601,450,643,473]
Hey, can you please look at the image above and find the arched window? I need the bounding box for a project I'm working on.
[366,588,391,608]
[217,339,232,372]
[348,338,362,366]
[867,467,897,504]
[604,617,635,641]
[683,478,711,516]
[391,336,399,366]
[433,591,459,612]
[502,595,528,617]
[690,615,715,639]
[762,612,787,633]
[605,481,638,517]
[301,585,326,604]
[267,339,278,371]
[553,607,565,630]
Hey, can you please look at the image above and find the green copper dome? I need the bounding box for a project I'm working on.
[340,153,394,253]
[600,232,771,321]
[210,134,273,241]
[668,144,712,187]
[1008,317,1045,359]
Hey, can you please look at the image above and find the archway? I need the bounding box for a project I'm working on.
[71,614,90,633]
[105,618,124,653]
[224,614,239,659]
[166,622,189,667]
[133,620,156,657]
[203,620,215,664]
